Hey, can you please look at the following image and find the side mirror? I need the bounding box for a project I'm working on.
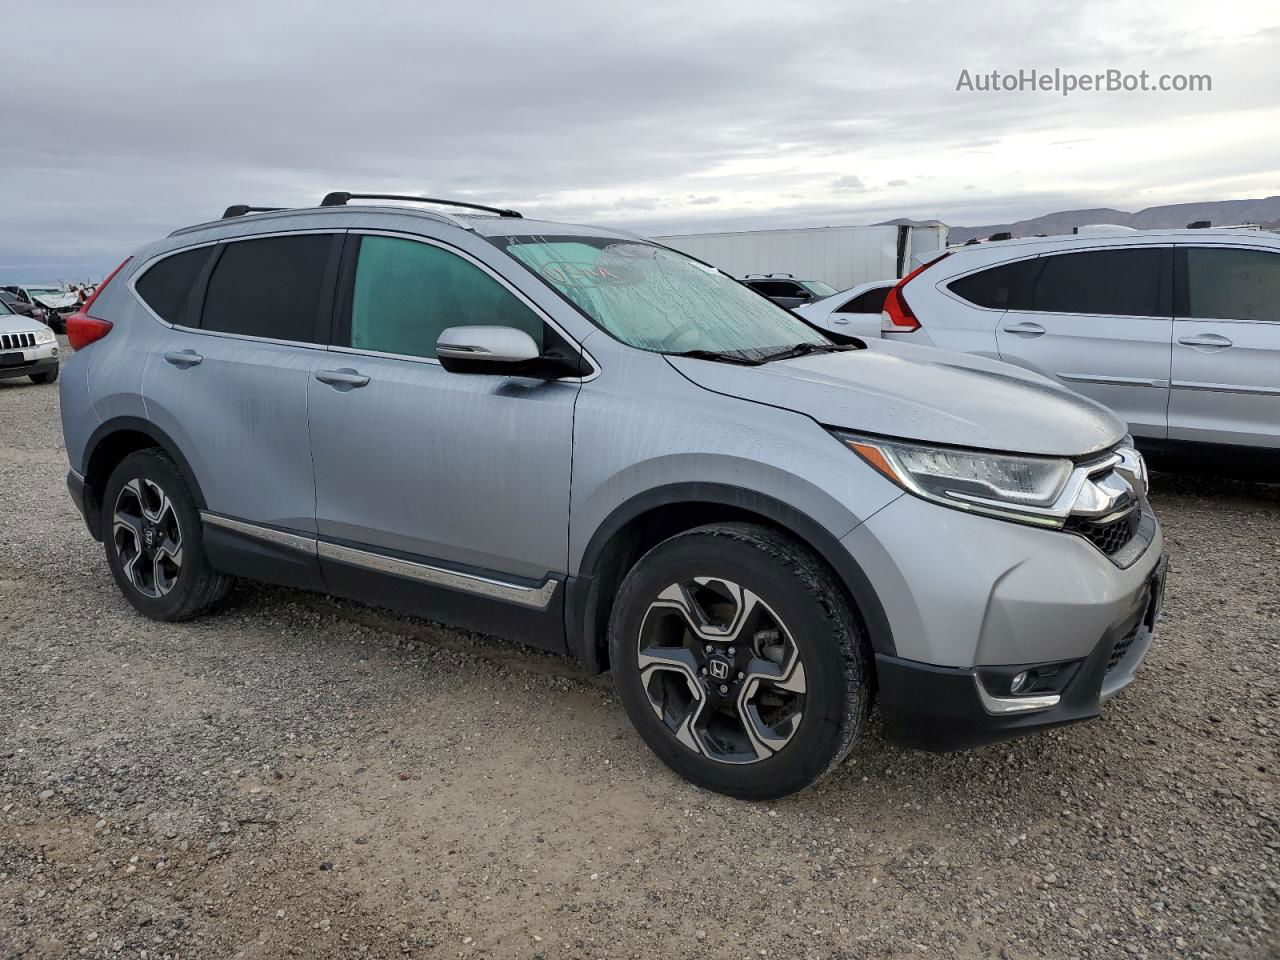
[436,326,542,374]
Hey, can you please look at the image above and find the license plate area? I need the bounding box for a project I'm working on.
[0,352,26,368]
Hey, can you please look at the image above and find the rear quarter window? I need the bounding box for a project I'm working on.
[134,247,213,324]
[947,258,1038,310]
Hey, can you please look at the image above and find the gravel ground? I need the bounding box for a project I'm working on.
[1,366,1276,960]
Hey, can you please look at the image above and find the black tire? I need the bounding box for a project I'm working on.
[609,522,871,800]
[101,449,233,621]
[29,367,58,384]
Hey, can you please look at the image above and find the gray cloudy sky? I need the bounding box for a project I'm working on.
[2,0,1278,280]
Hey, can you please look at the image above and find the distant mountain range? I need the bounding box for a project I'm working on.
[883,196,1280,243]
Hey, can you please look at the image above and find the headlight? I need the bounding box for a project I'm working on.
[833,431,1074,527]
[34,327,56,344]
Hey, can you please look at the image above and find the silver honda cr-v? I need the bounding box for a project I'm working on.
[59,193,1167,799]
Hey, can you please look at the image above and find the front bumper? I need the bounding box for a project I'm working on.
[876,554,1167,751]
[0,342,58,379]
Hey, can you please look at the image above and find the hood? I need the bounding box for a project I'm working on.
[33,292,77,309]
[667,338,1126,458]
[0,313,46,335]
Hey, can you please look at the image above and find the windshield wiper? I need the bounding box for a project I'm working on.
[757,342,854,363]
[666,349,764,366]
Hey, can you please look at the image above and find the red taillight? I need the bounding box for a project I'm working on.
[65,257,131,350]
[66,313,114,350]
[881,252,950,334]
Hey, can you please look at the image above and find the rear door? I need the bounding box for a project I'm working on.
[801,283,892,339]
[1169,245,1280,450]
[140,233,340,543]
[994,246,1173,443]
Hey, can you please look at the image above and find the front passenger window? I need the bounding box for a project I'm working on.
[1181,247,1280,322]
[347,236,543,359]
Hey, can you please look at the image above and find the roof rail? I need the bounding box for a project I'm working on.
[222,205,287,219]
[319,192,522,219]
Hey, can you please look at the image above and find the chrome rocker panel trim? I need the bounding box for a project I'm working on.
[199,512,557,610]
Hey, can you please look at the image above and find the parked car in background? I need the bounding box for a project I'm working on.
[741,274,838,309]
[793,280,896,340]
[0,297,59,384]
[654,222,950,291]
[0,289,50,325]
[881,229,1280,469]
[2,284,78,332]
[61,194,1164,800]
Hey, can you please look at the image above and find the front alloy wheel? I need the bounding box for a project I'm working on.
[638,577,806,764]
[609,522,870,800]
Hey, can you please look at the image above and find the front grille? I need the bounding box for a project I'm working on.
[1106,629,1138,673]
[1064,507,1140,556]
[0,332,37,350]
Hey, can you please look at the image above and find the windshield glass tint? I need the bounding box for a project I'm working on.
[496,236,829,358]
[29,288,63,296]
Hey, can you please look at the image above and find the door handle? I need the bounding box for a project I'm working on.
[163,349,203,368]
[831,317,850,325]
[315,368,370,389]
[1002,321,1047,337]
[1177,334,1233,349]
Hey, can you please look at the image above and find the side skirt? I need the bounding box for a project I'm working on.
[200,512,568,654]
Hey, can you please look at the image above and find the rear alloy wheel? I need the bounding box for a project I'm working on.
[112,478,184,598]
[101,450,233,621]
[609,522,870,799]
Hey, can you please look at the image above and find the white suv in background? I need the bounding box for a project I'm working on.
[881,229,1280,468]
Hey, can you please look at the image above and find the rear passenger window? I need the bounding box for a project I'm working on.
[836,287,890,314]
[1181,247,1280,322]
[948,259,1038,310]
[1031,248,1165,317]
[343,236,542,359]
[200,235,333,342]
[135,247,212,324]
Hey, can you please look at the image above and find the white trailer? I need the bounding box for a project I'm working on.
[651,222,949,290]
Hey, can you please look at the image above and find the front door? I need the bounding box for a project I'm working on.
[308,232,579,647]
[995,246,1173,444]
[1169,245,1280,450]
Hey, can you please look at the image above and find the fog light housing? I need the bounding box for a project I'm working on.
[977,659,1083,698]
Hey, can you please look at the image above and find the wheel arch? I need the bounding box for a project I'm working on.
[567,482,896,673]
[81,417,206,541]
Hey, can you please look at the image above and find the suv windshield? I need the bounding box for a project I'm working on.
[28,287,64,297]
[494,236,830,360]
[802,280,838,297]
